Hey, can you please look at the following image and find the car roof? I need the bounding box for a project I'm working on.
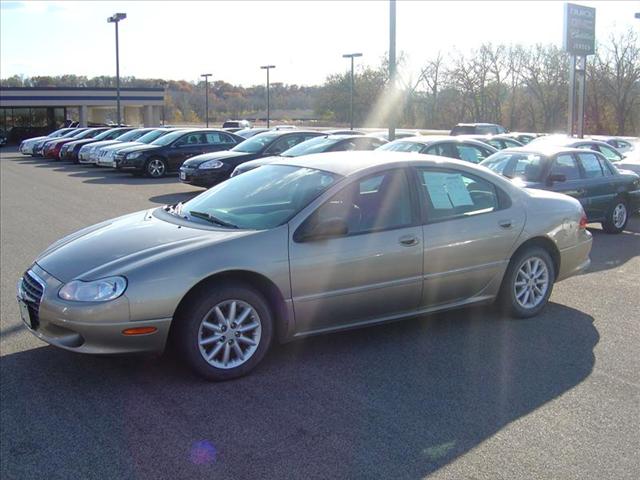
[454,123,500,127]
[272,150,503,178]
[391,135,497,147]
[496,145,599,157]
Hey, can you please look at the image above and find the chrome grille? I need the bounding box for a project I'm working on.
[20,270,45,307]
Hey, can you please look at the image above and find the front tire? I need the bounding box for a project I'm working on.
[145,157,168,178]
[602,199,628,234]
[174,283,274,381]
[498,246,555,318]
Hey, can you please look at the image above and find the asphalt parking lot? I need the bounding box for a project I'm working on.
[1,147,638,480]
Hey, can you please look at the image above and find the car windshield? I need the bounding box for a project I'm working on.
[151,130,187,146]
[115,129,151,142]
[50,128,71,137]
[482,152,546,182]
[75,129,100,139]
[231,132,281,153]
[63,129,86,138]
[281,136,341,157]
[377,141,424,152]
[180,165,339,230]
[236,128,268,139]
[93,129,122,141]
[137,129,170,143]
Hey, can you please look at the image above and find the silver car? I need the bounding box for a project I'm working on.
[17,152,592,380]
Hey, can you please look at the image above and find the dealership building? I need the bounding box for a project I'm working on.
[0,86,165,140]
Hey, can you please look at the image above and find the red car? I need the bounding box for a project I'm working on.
[44,128,109,160]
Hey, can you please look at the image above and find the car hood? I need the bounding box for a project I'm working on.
[101,141,144,152]
[36,209,253,283]
[182,151,253,167]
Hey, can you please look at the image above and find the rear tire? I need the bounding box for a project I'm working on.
[601,199,628,234]
[174,283,274,381]
[498,246,555,318]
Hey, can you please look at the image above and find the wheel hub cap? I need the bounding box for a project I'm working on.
[613,203,627,229]
[514,256,549,309]
[197,299,262,369]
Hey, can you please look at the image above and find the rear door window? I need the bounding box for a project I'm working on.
[550,154,581,180]
[417,169,499,222]
[425,142,457,158]
[578,152,604,178]
[454,144,490,163]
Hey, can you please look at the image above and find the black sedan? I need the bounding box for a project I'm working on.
[179,130,324,188]
[59,127,134,163]
[231,134,387,176]
[481,146,640,233]
[377,135,498,163]
[115,129,244,177]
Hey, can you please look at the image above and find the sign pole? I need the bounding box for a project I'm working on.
[563,3,595,138]
[568,55,576,136]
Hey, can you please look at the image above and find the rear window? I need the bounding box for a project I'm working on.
[451,126,475,135]
[481,152,546,182]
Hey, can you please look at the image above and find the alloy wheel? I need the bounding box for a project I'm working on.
[612,203,627,229]
[197,299,262,369]
[514,256,550,309]
[148,159,166,177]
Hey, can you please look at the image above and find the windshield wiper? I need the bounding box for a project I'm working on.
[188,210,239,229]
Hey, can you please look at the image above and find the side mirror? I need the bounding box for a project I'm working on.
[296,218,348,242]
[547,173,566,185]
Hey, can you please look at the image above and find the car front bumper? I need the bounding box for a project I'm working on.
[18,264,171,355]
[116,156,146,171]
[179,166,229,187]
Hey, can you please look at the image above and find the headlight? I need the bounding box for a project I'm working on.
[127,152,143,159]
[199,160,224,169]
[58,276,127,302]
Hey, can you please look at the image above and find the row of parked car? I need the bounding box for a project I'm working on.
[18,122,640,234]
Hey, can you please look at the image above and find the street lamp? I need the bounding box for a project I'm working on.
[342,53,363,130]
[107,12,126,126]
[201,73,212,127]
[260,65,276,127]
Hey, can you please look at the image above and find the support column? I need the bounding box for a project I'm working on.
[79,105,88,127]
[143,105,153,127]
[151,106,161,127]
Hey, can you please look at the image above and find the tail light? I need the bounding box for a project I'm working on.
[579,210,588,229]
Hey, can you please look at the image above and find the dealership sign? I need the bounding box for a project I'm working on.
[563,3,596,56]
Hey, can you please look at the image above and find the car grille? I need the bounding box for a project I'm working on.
[20,270,45,329]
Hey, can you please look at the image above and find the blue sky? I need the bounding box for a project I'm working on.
[1,1,637,86]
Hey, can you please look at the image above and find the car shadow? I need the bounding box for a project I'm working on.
[0,303,597,479]
[148,191,202,205]
[585,216,640,274]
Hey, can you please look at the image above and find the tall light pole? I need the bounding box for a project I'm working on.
[260,65,275,127]
[107,13,126,126]
[388,0,397,141]
[342,53,363,130]
[201,73,212,127]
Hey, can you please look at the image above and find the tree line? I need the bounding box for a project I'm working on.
[2,28,638,135]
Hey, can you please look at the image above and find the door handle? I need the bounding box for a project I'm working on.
[499,219,513,229]
[399,235,419,246]
[576,189,586,195]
